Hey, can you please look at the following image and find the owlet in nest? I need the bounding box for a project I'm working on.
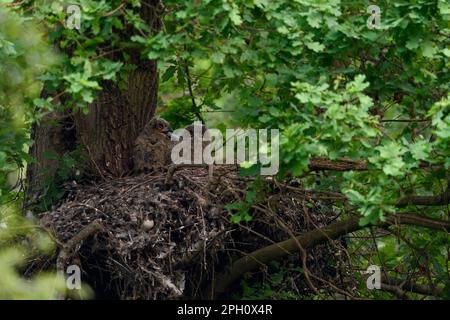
[132,118,174,172]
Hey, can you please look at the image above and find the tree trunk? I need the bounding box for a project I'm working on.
[26,111,71,202]
[26,1,163,203]
[73,60,159,178]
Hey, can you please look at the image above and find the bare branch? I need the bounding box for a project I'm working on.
[382,275,444,298]
[309,157,368,171]
[397,186,450,207]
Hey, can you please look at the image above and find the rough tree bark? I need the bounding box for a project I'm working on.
[73,60,159,178]
[26,111,71,198]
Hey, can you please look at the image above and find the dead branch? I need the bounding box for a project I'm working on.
[396,186,450,207]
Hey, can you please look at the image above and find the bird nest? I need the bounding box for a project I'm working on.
[36,165,342,299]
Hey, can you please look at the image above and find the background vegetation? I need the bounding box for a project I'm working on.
[0,0,449,299]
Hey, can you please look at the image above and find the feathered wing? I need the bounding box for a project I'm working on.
[133,131,173,172]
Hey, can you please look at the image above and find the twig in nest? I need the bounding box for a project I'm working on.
[174,230,227,269]
[56,219,105,275]
[118,175,161,196]
[165,164,209,185]
[71,202,111,219]
[140,267,183,298]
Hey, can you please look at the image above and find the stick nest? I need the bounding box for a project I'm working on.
[37,166,342,299]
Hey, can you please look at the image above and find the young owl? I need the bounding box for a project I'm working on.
[133,118,174,172]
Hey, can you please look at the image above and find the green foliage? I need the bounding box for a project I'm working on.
[240,262,304,300]
[0,204,66,299]
[0,7,56,204]
[146,0,449,298]
[225,179,266,224]
[0,0,447,299]
[0,203,93,299]
[158,95,198,129]
[225,190,256,224]
[147,0,449,226]
[148,1,447,212]
[0,7,66,300]
[13,0,151,114]
[36,145,86,212]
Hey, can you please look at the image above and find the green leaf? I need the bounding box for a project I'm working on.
[211,52,225,64]
[305,41,325,52]
[229,8,243,26]
[422,41,437,58]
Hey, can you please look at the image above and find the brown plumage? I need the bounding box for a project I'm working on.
[132,118,174,172]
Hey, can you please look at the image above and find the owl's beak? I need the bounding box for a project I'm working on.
[160,127,171,138]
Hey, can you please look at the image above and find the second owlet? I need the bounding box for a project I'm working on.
[133,118,174,172]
